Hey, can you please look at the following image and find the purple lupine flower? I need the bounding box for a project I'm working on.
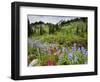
[85,51,88,57]
[81,47,84,52]
[72,47,76,52]
[78,47,81,52]
[68,52,73,60]
[83,49,86,55]
[81,47,86,55]
[74,56,78,63]
[72,47,74,51]
[72,43,77,52]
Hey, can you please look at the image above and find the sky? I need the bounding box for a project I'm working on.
[28,15,79,24]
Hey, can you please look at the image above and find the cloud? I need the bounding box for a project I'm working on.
[28,15,79,24]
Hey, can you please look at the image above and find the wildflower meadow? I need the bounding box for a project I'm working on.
[28,15,88,66]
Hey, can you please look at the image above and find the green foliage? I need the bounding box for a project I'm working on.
[28,47,39,64]
[30,18,87,48]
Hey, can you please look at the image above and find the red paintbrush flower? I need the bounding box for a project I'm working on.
[47,60,51,65]
[47,60,55,66]
[52,61,55,65]
[48,47,53,55]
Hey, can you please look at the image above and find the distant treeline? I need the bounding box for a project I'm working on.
[28,17,87,37]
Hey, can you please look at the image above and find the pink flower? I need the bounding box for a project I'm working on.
[50,48,53,54]
[48,60,51,65]
[47,60,55,66]
[48,47,53,55]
